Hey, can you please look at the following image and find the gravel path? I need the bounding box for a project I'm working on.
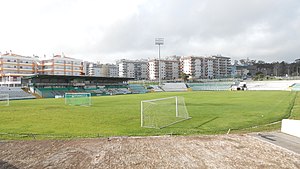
[0,134,299,169]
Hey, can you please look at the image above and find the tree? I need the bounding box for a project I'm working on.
[253,72,265,81]
[239,59,246,65]
[257,60,265,64]
[180,72,190,82]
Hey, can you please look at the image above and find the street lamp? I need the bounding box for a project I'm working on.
[155,38,164,86]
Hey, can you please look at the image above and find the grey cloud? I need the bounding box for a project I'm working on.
[89,0,300,62]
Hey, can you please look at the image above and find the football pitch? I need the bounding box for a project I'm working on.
[0,91,298,139]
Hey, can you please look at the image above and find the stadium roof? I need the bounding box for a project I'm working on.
[22,74,134,81]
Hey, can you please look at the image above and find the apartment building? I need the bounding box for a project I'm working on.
[213,56,231,78]
[0,52,38,87]
[87,63,102,76]
[181,55,231,79]
[87,63,119,77]
[38,55,82,76]
[205,57,215,78]
[148,59,180,80]
[103,64,119,77]
[118,59,148,80]
[181,56,205,79]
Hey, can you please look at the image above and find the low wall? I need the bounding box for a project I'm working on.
[281,119,300,138]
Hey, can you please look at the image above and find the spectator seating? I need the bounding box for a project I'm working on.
[161,83,187,92]
[36,85,132,98]
[188,82,232,91]
[246,80,297,91]
[128,84,148,94]
[0,87,36,100]
[148,85,164,92]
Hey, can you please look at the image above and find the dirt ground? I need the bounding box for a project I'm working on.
[0,134,299,169]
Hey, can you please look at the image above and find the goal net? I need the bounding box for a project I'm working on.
[0,94,9,106]
[65,93,91,106]
[141,96,191,129]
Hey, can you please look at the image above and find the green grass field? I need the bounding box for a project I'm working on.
[0,91,299,139]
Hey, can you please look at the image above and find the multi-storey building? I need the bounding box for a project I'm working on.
[213,56,231,78]
[0,52,38,87]
[181,55,231,79]
[148,59,180,80]
[118,59,148,80]
[181,56,205,79]
[81,61,89,76]
[87,63,119,77]
[38,55,82,76]
[205,57,215,78]
[87,63,102,77]
[103,64,119,77]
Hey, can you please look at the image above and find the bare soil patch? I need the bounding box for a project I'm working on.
[0,134,299,169]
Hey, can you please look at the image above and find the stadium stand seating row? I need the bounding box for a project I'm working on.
[36,85,136,98]
[187,82,232,91]
[0,87,36,100]
[246,81,296,91]
[128,84,148,94]
[148,85,164,92]
[160,83,187,92]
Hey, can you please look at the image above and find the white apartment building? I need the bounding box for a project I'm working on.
[87,63,102,77]
[205,57,215,78]
[213,56,231,78]
[181,56,205,79]
[118,59,148,80]
[0,52,38,87]
[88,63,119,77]
[148,59,180,80]
[181,56,231,79]
[38,55,82,76]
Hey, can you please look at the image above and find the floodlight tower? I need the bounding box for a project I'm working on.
[155,38,164,86]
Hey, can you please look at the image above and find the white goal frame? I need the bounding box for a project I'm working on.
[65,93,91,106]
[141,96,191,129]
[0,94,9,106]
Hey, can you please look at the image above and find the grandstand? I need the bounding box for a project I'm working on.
[161,83,187,92]
[148,85,164,92]
[35,87,86,98]
[188,82,232,91]
[186,80,300,91]
[104,85,132,95]
[21,75,133,98]
[246,80,300,91]
[0,86,35,100]
[19,74,300,99]
[128,84,148,94]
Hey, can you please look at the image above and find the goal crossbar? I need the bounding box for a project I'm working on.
[141,96,179,103]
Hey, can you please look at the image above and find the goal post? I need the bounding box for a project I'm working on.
[65,93,91,106]
[141,96,191,129]
[0,94,9,106]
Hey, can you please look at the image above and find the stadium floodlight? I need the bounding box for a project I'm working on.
[0,94,9,106]
[141,96,191,129]
[65,93,91,106]
[155,38,164,86]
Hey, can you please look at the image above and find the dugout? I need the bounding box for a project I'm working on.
[21,75,133,98]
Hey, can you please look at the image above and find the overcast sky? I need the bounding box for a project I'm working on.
[1,0,300,63]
